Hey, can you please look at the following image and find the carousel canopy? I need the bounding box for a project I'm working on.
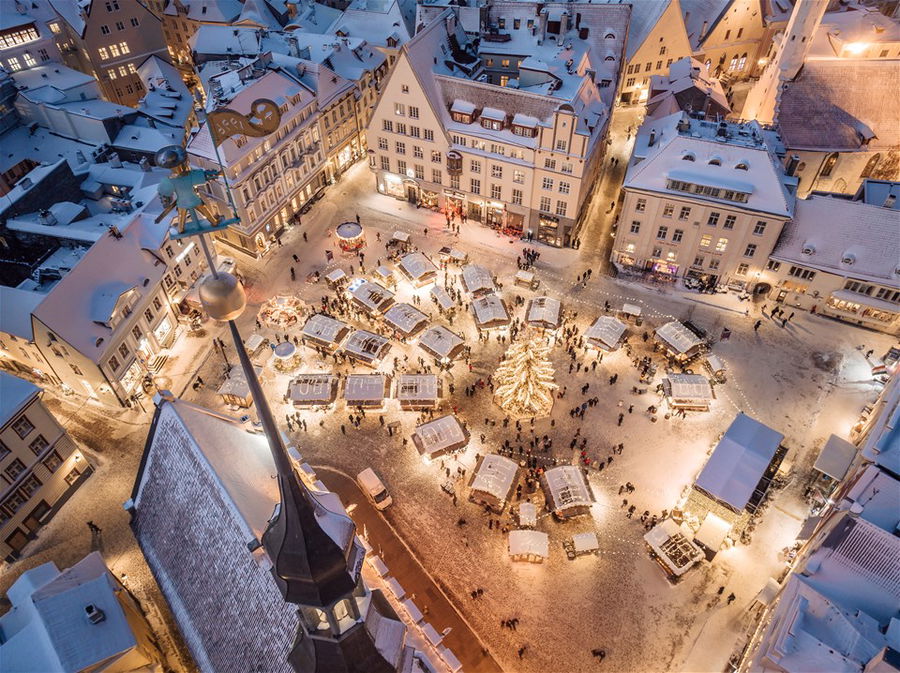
[508,530,549,559]
[273,341,297,360]
[418,325,465,360]
[541,465,594,514]
[412,414,468,459]
[469,454,518,502]
[288,374,339,405]
[383,303,428,336]
[655,321,703,355]
[336,221,363,240]
[344,374,390,403]
[585,316,627,349]
[526,296,562,329]
[461,264,496,296]
[395,374,441,402]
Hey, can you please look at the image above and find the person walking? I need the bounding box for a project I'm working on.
[87,520,102,534]
[727,593,736,605]
[355,213,360,224]
[753,319,762,332]
[617,412,624,426]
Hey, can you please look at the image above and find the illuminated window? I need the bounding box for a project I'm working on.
[716,237,728,252]
[23,53,36,67]
[108,68,117,79]
[700,234,712,248]
[7,57,21,71]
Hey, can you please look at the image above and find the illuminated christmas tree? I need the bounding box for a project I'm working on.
[493,335,558,417]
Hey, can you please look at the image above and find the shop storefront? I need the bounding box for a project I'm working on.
[824,292,898,327]
[443,190,466,217]
[505,211,525,237]
[468,200,483,223]
[378,172,406,199]
[153,315,175,348]
[686,269,718,287]
[537,214,562,247]
[420,189,440,209]
[119,360,144,394]
[485,202,504,229]
[650,260,679,276]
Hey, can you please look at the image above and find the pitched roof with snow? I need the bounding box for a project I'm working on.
[469,453,518,502]
[778,60,899,151]
[770,195,900,285]
[681,0,733,50]
[0,286,45,341]
[0,371,39,424]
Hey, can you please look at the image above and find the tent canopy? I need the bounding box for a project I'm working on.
[664,373,714,401]
[469,454,518,502]
[655,321,703,354]
[518,501,537,527]
[694,511,731,552]
[814,434,856,481]
[508,529,549,558]
[573,532,599,553]
[541,465,594,513]
[585,316,627,349]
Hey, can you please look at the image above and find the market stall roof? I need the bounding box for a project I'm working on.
[469,454,518,502]
[301,313,350,347]
[217,364,263,399]
[471,293,510,328]
[655,320,703,354]
[663,373,714,401]
[573,532,599,554]
[397,252,438,283]
[515,270,535,285]
[585,316,627,349]
[622,303,642,316]
[374,266,393,284]
[343,329,391,362]
[429,285,454,311]
[244,333,266,352]
[383,303,428,336]
[706,353,726,372]
[541,465,595,513]
[508,530,549,559]
[460,264,496,296]
[694,413,784,512]
[526,296,562,329]
[287,374,339,405]
[343,373,390,404]
[694,511,731,552]
[518,502,537,527]
[418,325,465,360]
[411,414,469,459]
[325,268,347,283]
[348,279,395,314]
[395,374,441,402]
[814,435,857,481]
[391,230,410,243]
[643,519,702,576]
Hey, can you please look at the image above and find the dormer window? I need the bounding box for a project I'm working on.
[452,111,473,124]
[735,162,749,170]
[450,100,476,124]
[682,153,695,161]
[708,158,722,166]
[512,125,537,137]
[482,117,503,131]
[480,107,506,131]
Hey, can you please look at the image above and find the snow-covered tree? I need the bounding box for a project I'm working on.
[493,335,558,417]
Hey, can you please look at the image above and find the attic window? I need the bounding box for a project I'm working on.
[682,153,695,161]
[708,158,722,166]
[512,125,537,138]
[605,33,615,39]
[604,55,615,61]
[451,111,472,124]
[735,162,749,170]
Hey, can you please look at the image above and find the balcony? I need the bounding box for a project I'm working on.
[446,150,463,175]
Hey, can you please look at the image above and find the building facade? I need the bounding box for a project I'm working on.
[611,111,794,289]
[0,373,89,561]
[49,0,169,106]
[368,4,626,246]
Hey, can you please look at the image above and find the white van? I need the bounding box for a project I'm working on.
[357,468,392,510]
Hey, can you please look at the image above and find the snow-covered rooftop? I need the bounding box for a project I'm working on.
[694,413,784,512]
[288,374,340,405]
[584,316,626,349]
[397,252,438,283]
[471,293,510,328]
[460,264,496,296]
[302,313,351,347]
[508,529,548,559]
[525,296,562,329]
[395,374,440,402]
[383,303,428,336]
[217,364,263,401]
[654,321,703,355]
[469,454,518,502]
[418,324,465,360]
[343,329,391,363]
[349,279,396,314]
[0,371,39,423]
[411,414,468,459]
[663,373,713,401]
[0,286,44,340]
[343,373,390,403]
[541,465,594,514]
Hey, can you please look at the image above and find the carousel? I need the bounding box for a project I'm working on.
[272,340,301,372]
[335,221,366,252]
[258,294,304,329]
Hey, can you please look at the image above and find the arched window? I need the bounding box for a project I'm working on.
[833,178,848,192]
[604,55,615,61]
[605,33,615,39]
[860,153,881,178]
[682,153,696,161]
[708,158,722,166]
[735,162,749,170]
[729,54,739,70]
[820,152,839,177]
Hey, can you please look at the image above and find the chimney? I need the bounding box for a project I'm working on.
[648,129,657,146]
[108,153,122,168]
[700,20,708,40]
[85,604,106,624]
[785,154,800,176]
[38,209,57,225]
[287,35,300,59]
[139,157,151,172]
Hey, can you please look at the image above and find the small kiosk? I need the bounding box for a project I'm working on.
[411,414,469,462]
[471,294,510,331]
[397,252,439,287]
[525,296,562,332]
[418,325,466,363]
[468,454,518,513]
[343,373,391,409]
[518,501,538,528]
[655,321,705,361]
[508,530,549,563]
[585,317,627,352]
[662,373,714,412]
[514,270,539,290]
[438,247,468,265]
[287,374,340,408]
[430,285,455,313]
[244,333,269,361]
[373,266,396,289]
[325,268,348,289]
[301,314,350,352]
[217,364,264,408]
[272,341,301,372]
[389,230,411,251]
[348,279,395,315]
[620,303,643,326]
[343,329,391,367]
[335,221,365,252]
[541,465,595,520]
[395,374,442,410]
[644,519,702,580]
[383,303,429,339]
[461,264,497,297]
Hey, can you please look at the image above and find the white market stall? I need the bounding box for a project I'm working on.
[662,373,715,412]
[541,465,595,519]
[217,364,264,408]
[301,314,350,352]
[655,321,705,361]
[418,325,465,363]
[348,279,395,315]
[518,501,537,528]
[395,374,442,410]
[430,285,455,313]
[694,511,732,559]
[325,268,348,289]
[620,302,643,326]
[397,252,439,287]
[584,316,627,351]
[390,230,411,250]
[508,529,549,563]
[383,303,429,338]
[460,264,497,297]
[411,414,469,461]
[287,374,340,408]
[644,519,702,579]
[564,531,600,559]
[514,269,538,290]
[471,294,510,331]
[525,296,562,331]
[343,373,391,409]
[373,266,395,289]
[468,454,518,513]
[342,329,391,367]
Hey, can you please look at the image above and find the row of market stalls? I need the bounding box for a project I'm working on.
[284,373,445,410]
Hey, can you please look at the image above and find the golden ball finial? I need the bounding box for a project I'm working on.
[199,272,246,321]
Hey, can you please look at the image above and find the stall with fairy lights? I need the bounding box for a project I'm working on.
[525,296,562,332]
[541,465,595,520]
[654,321,705,362]
[418,325,465,364]
[217,364,264,408]
[395,374,442,410]
[411,414,469,463]
[471,294,510,332]
[335,221,366,252]
[585,316,627,352]
[342,329,391,368]
[287,373,340,408]
[508,529,549,563]
[461,264,497,297]
[383,303,429,339]
[301,314,350,352]
[662,373,714,412]
[258,294,304,329]
[469,454,518,513]
[343,373,391,409]
[397,252,439,287]
[348,279,395,316]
